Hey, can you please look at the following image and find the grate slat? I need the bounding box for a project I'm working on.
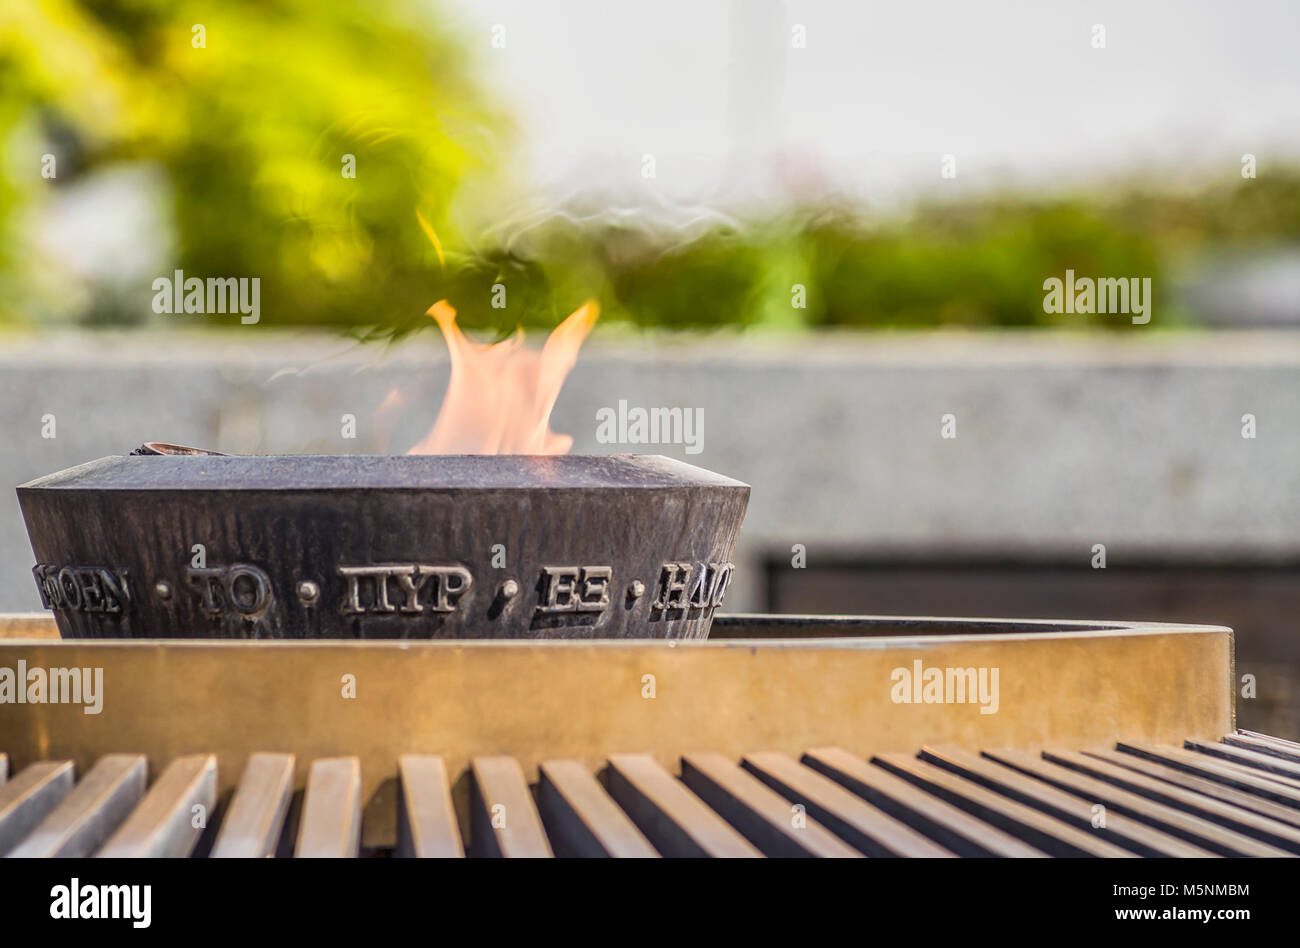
[1185,739,1300,786]
[680,753,861,858]
[919,745,1212,857]
[9,755,146,858]
[469,756,552,858]
[1221,733,1300,766]
[0,761,75,856]
[743,752,955,857]
[294,757,361,858]
[1043,749,1300,854]
[211,753,295,859]
[1083,748,1300,831]
[605,754,761,858]
[874,752,1133,858]
[1238,729,1300,753]
[97,755,216,858]
[537,760,657,858]
[803,747,1046,858]
[1116,743,1300,804]
[396,755,464,858]
[984,749,1289,857]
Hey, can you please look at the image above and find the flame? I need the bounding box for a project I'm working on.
[404,299,598,455]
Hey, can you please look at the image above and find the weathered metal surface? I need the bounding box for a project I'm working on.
[18,454,749,640]
[0,614,57,640]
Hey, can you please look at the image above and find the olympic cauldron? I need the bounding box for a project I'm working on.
[16,448,749,640]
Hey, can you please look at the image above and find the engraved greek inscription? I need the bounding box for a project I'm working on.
[653,561,734,614]
[186,563,273,618]
[393,568,433,613]
[227,564,273,616]
[33,564,132,614]
[538,566,578,611]
[709,562,734,606]
[579,566,612,610]
[536,565,613,614]
[338,566,395,614]
[688,563,711,608]
[187,567,223,616]
[653,563,693,611]
[338,564,473,615]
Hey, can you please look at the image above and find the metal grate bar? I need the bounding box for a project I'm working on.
[1116,742,1300,804]
[1042,749,1300,854]
[918,745,1213,857]
[1223,733,1300,764]
[680,752,861,858]
[4,732,1300,857]
[537,760,657,858]
[874,752,1133,858]
[469,756,552,858]
[1082,748,1300,831]
[96,755,216,858]
[0,761,75,857]
[211,754,295,859]
[396,755,464,859]
[294,757,361,858]
[984,749,1289,857]
[605,754,760,858]
[1184,739,1300,785]
[803,747,1046,858]
[742,752,955,857]
[9,755,146,858]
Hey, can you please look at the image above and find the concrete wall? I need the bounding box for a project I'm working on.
[3,328,1300,615]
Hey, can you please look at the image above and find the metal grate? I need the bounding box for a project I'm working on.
[3,729,1299,857]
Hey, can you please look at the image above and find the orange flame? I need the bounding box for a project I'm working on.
[405,299,599,455]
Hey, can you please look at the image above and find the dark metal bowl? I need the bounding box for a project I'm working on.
[17,454,749,640]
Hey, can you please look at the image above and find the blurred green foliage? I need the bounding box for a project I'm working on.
[412,174,1300,333]
[1,0,503,327]
[2,1,1299,334]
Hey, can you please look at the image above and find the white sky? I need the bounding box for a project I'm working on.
[441,0,1300,209]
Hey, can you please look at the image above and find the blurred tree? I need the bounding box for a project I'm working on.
[0,0,505,328]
